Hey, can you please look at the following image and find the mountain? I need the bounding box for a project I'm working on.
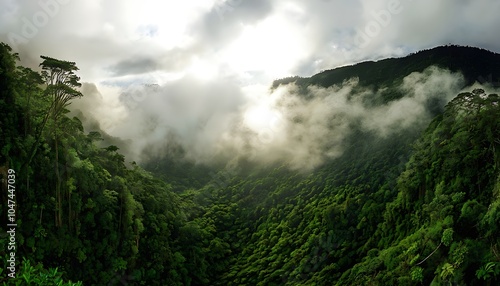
[195,47,500,285]
[1,44,499,285]
[274,45,500,89]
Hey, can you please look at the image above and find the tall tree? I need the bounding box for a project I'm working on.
[0,43,19,165]
[16,66,43,137]
[39,56,83,227]
[0,43,20,230]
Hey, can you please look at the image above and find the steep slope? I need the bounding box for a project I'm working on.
[273,45,500,102]
[191,94,499,285]
[338,89,500,285]
[174,46,500,285]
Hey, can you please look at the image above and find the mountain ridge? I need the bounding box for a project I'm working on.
[272,45,500,92]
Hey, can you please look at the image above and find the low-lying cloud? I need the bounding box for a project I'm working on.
[71,66,466,171]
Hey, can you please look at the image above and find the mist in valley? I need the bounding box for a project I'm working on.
[70,66,475,173]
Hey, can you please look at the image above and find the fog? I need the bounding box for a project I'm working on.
[71,66,466,171]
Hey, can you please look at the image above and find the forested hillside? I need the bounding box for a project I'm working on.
[273,45,500,91]
[0,42,233,285]
[1,43,499,285]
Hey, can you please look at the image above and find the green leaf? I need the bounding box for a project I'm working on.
[441,228,454,247]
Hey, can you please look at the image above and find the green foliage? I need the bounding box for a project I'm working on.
[476,262,500,280]
[411,266,424,282]
[1,42,499,285]
[0,259,82,285]
[441,228,454,247]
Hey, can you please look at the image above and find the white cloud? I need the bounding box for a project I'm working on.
[1,0,499,169]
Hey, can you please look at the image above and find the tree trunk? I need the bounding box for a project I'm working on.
[68,164,72,232]
[54,114,62,228]
[22,100,54,171]
[39,206,43,224]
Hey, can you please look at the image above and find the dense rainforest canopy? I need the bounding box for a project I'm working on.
[1,43,499,285]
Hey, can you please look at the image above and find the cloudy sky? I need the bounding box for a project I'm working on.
[2,0,499,84]
[1,0,499,167]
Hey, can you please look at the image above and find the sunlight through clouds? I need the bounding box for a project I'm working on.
[222,11,308,78]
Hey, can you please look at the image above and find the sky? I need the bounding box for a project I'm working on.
[1,0,499,168]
